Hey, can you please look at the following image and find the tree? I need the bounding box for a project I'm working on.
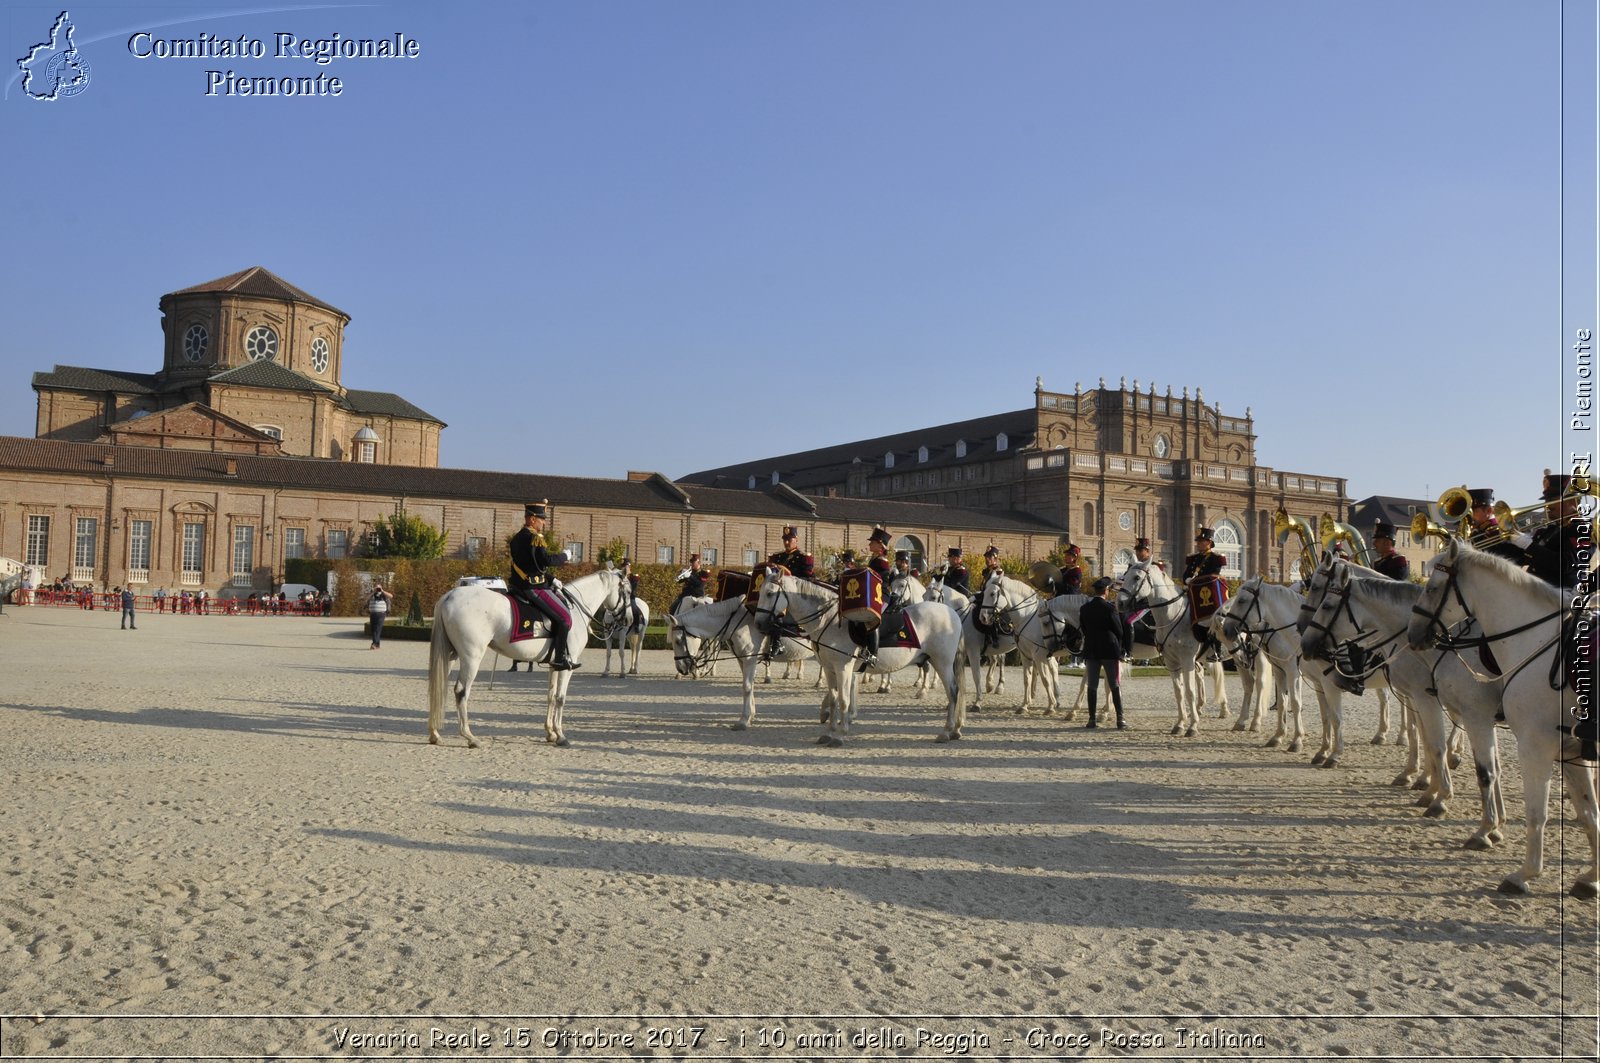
[365,513,448,560]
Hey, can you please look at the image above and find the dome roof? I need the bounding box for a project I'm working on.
[353,425,379,442]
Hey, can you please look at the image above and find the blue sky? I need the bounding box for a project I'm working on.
[2,0,1593,506]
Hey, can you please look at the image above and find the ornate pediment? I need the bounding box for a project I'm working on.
[101,403,284,455]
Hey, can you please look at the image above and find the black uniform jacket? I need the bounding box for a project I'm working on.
[510,528,559,593]
[1523,520,1588,589]
[1181,550,1225,584]
[1079,596,1133,660]
[768,548,815,578]
[943,563,971,597]
[1371,553,1410,581]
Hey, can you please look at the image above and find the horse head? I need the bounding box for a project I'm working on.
[1299,563,1356,661]
[751,567,788,636]
[1218,576,1263,643]
[1407,539,1468,650]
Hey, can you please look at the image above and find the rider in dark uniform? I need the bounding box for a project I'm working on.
[974,544,1004,657]
[508,500,578,670]
[858,526,895,671]
[1466,488,1529,564]
[1518,473,1589,589]
[669,553,710,615]
[1182,527,1227,663]
[617,556,645,630]
[1058,543,1085,596]
[1369,521,1410,581]
[942,547,971,597]
[762,527,814,659]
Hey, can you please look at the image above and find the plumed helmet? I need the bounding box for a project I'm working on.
[1134,537,1151,550]
[868,525,892,547]
[781,525,799,540]
[984,544,1000,558]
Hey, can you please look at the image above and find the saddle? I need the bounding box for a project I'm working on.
[846,607,921,652]
[503,586,573,645]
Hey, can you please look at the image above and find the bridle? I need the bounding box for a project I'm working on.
[1121,564,1188,653]
[1411,559,1567,690]
[1300,573,1405,684]
[978,576,1038,636]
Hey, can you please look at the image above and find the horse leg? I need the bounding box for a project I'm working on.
[1211,660,1231,719]
[1411,698,1452,817]
[545,669,572,747]
[934,654,963,742]
[628,631,641,675]
[1501,739,1558,894]
[1559,757,1600,898]
[1183,666,1202,737]
[1266,665,1291,748]
[1311,684,1338,767]
[1457,714,1505,850]
[453,650,485,748]
[1164,661,1185,736]
[735,652,759,731]
[1394,704,1424,787]
[1371,688,1391,745]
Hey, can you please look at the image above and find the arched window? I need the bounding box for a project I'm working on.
[884,452,895,469]
[1112,547,1135,576]
[996,432,1009,452]
[770,470,780,485]
[955,439,967,458]
[917,445,928,463]
[1213,519,1245,578]
[1081,502,1096,537]
[747,474,756,489]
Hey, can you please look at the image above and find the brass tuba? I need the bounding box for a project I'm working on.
[1319,513,1373,568]
[1274,507,1320,580]
[1409,511,1456,548]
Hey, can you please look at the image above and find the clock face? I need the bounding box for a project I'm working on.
[245,326,279,362]
[310,337,330,374]
[1119,511,1133,531]
[183,324,208,363]
[1153,435,1170,458]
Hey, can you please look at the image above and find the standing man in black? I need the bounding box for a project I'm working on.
[1080,576,1133,729]
[1370,521,1410,581]
[508,500,578,671]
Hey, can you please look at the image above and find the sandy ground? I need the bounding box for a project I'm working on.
[0,604,1595,1061]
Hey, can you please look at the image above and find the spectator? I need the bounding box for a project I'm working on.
[120,586,138,630]
[368,584,394,649]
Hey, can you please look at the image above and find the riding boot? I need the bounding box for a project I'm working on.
[1085,693,1098,729]
[549,627,581,671]
[857,626,880,672]
[507,661,519,672]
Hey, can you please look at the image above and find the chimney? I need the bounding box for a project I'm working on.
[225,458,238,476]
[626,471,653,482]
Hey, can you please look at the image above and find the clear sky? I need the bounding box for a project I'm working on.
[3,0,1594,507]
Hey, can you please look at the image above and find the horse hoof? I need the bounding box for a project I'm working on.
[1311,752,1327,766]
[1423,803,1446,819]
[729,722,748,732]
[1184,728,1197,738]
[1391,773,1412,787]
[1323,758,1339,770]
[825,736,845,748]
[1489,830,1505,845]
[1231,722,1248,733]
[1448,754,1463,770]
[1170,725,1182,736]
[1571,880,1599,900]
[1265,738,1281,749]
[428,733,441,745]
[817,735,833,745]
[935,733,951,743]
[1371,735,1386,746]
[1288,741,1303,753]
[1410,779,1430,792]
[1464,836,1493,852]
[554,738,570,748]
[1497,877,1532,896]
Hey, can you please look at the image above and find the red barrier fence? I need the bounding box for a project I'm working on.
[15,590,332,616]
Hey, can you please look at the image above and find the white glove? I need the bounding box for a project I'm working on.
[1512,533,1533,550]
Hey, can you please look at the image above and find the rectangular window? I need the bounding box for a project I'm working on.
[74,517,98,570]
[182,523,205,580]
[283,527,306,560]
[701,547,717,566]
[232,526,255,580]
[327,529,348,559]
[743,548,760,567]
[466,535,486,559]
[564,541,584,562]
[656,545,675,564]
[26,515,50,567]
[129,520,152,571]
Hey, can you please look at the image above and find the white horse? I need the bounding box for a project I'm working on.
[876,574,930,696]
[977,574,1089,716]
[427,569,622,748]
[1301,560,1506,846]
[1407,540,1599,897]
[666,594,787,730]
[930,576,1017,713]
[600,583,649,677]
[754,573,965,746]
[1118,560,1208,736]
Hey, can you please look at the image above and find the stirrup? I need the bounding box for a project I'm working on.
[856,654,877,673]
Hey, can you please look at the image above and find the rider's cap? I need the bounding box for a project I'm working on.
[525,500,548,519]
[1195,527,1215,542]
[868,525,892,547]
[688,552,700,563]
[1093,576,1115,592]
[895,550,910,562]
[1134,537,1151,550]
[781,525,799,539]
[947,546,962,558]
[984,544,1000,558]
[1468,488,1495,507]
[839,549,857,564]
[1372,520,1397,541]
[1543,473,1574,501]
[1065,543,1081,557]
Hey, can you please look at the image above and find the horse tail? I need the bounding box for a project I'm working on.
[428,605,456,736]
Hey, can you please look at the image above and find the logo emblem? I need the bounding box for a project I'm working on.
[18,11,91,101]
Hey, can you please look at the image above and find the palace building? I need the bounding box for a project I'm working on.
[683,377,1353,581]
[0,269,1068,593]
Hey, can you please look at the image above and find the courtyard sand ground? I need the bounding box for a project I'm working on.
[0,605,1595,1061]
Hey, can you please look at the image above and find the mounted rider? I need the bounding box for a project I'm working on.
[616,556,645,630]
[1515,472,1589,589]
[1182,526,1227,663]
[670,553,710,615]
[1058,543,1085,596]
[1369,521,1410,581]
[941,546,971,597]
[508,500,579,671]
[974,544,1004,657]
[761,526,814,659]
[857,525,896,671]
[1466,488,1529,564]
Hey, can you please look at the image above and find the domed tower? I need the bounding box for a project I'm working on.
[158,266,349,391]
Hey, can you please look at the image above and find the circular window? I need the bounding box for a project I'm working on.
[1153,435,1170,459]
[1118,511,1133,531]
[183,323,208,363]
[244,326,279,362]
[310,337,330,373]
